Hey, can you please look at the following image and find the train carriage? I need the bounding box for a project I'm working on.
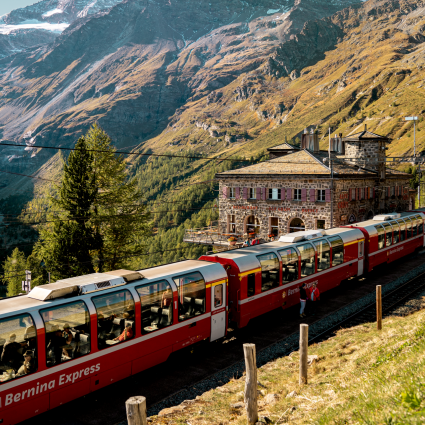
[348,212,425,272]
[0,260,227,425]
[200,227,364,328]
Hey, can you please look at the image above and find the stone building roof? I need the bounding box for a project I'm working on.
[217,149,410,179]
[267,142,298,151]
[343,129,391,142]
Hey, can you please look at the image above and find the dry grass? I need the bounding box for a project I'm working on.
[149,304,425,424]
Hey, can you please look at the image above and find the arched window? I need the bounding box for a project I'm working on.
[289,218,305,233]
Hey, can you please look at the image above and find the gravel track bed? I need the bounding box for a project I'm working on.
[138,260,425,419]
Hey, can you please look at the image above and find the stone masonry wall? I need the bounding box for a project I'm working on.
[218,176,411,237]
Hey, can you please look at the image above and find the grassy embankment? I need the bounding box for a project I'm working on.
[151,305,425,424]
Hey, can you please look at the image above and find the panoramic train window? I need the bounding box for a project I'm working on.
[173,272,206,322]
[382,222,392,247]
[278,248,299,284]
[390,221,400,244]
[0,314,37,382]
[328,236,344,265]
[92,290,135,350]
[214,284,223,308]
[313,240,331,272]
[247,273,256,297]
[405,217,412,239]
[397,219,406,241]
[374,225,385,249]
[41,301,90,367]
[136,280,173,335]
[257,252,280,292]
[297,243,315,277]
[416,215,424,234]
[411,217,418,236]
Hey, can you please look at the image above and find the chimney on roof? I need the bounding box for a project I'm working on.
[364,124,367,132]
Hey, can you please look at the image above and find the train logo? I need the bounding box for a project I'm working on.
[282,291,286,299]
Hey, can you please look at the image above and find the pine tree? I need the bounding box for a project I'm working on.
[2,248,26,296]
[84,123,150,271]
[36,137,99,279]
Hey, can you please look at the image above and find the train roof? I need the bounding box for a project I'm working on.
[210,227,364,272]
[350,211,425,231]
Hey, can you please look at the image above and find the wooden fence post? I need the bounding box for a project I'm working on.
[126,396,147,425]
[243,343,258,424]
[376,285,382,330]
[299,324,308,385]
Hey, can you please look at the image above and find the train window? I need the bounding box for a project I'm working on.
[257,252,280,292]
[92,290,135,350]
[313,240,331,272]
[214,284,223,308]
[405,217,412,238]
[328,236,344,265]
[247,273,256,297]
[278,248,299,284]
[173,272,206,322]
[390,221,400,244]
[411,217,418,236]
[297,243,315,277]
[0,314,37,383]
[416,215,424,234]
[397,219,406,241]
[374,225,385,249]
[41,301,90,367]
[382,222,392,247]
[136,280,173,335]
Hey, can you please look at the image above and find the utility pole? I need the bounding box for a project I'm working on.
[329,127,334,228]
[406,116,419,207]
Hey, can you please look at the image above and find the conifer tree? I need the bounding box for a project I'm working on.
[2,248,26,296]
[36,137,99,279]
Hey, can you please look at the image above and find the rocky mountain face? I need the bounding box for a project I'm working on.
[0,0,125,58]
[0,0,362,196]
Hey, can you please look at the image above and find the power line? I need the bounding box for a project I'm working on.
[0,169,59,182]
[0,142,249,163]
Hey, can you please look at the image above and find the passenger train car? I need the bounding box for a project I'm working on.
[0,211,424,424]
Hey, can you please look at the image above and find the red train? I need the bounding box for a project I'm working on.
[0,210,424,424]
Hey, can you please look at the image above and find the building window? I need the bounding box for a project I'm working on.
[350,188,356,201]
[228,215,236,233]
[229,187,235,199]
[289,217,305,233]
[360,188,365,200]
[249,188,255,199]
[391,186,395,197]
[317,219,325,229]
[270,217,279,236]
[317,190,326,202]
[294,189,302,201]
[268,188,281,200]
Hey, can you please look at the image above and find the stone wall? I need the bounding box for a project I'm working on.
[218,176,412,236]
[344,140,386,172]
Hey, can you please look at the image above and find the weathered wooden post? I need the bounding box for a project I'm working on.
[243,343,258,424]
[299,324,308,385]
[126,396,147,425]
[376,285,382,330]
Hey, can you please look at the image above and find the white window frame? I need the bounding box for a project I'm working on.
[391,186,395,196]
[360,188,365,200]
[228,215,236,233]
[294,189,302,201]
[268,188,280,200]
[249,188,255,199]
[270,217,279,236]
[229,187,235,199]
[317,189,326,202]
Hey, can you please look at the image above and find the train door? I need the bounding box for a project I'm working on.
[211,281,226,341]
[358,240,364,276]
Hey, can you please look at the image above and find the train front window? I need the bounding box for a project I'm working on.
[374,225,385,249]
[416,215,424,234]
[257,252,280,292]
[390,221,400,243]
[382,222,392,247]
[173,272,206,322]
[397,219,406,241]
[329,236,344,265]
[41,301,90,367]
[405,217,412,238]
[136,280,173,335]
[92,290,135,350]
[297,243,315,277]
[278,248,299,284]
[313,240,331,272]
[0,314,37,383]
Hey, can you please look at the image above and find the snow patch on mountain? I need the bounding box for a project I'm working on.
[267,8,281,14]
[42,9,64,18]
[0,22,69,34]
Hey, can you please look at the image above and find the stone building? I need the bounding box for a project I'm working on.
[216,127,415,238]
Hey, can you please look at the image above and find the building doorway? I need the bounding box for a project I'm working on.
[245,215,260,235]
[289,217,305,233]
